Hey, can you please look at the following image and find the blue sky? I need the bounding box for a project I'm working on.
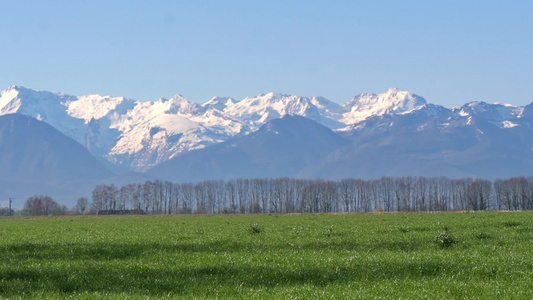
[1,1,532,106]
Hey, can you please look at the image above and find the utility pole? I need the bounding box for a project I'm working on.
[9,198,12,216]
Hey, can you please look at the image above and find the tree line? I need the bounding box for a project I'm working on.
[87,176,533,215]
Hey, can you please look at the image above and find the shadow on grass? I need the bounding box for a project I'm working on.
[0,240,453,296]
[1,238,426,261]
[0,259,456,297]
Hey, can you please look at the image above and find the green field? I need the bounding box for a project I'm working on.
[1,212,532,299]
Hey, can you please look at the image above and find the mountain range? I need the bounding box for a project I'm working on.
[1,85,533,207]
[0,86,426,170]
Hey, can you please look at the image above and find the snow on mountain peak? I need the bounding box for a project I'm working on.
[0,86,22,113]
[219,92,344,129]
[452,101,523,121]
[67,95,135,123]
[202,96,238,111]
[340,88,427,124]
[3,85,35,95]
[5,85,21,92]
[164,94,201,115]
[350,88,426,110]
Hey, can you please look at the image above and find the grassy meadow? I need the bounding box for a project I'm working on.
[1,212,532,299]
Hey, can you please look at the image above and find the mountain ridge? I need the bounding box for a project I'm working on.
[0,86,434,170]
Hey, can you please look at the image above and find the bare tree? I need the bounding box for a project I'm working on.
[75,197,89,214]
[466,179,492,211]
[91,185,106,213]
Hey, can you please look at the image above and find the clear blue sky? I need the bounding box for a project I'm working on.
[1,0,532,107]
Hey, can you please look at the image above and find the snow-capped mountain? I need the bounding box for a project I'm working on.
[0,86,249,169]
[0,85,87,145]
[2,85,532,180]
[105,94,248,168]
[340,88,427,125]
[0,86,429,170]
[206,92,345,130]
[0,85,135,162]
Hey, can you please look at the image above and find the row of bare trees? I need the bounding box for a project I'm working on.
[494,177,533,211]
[90,176,533,215]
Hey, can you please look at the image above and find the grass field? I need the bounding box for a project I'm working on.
[1,212,532,299]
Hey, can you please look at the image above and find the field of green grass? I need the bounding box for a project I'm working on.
[1,212,532,299]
